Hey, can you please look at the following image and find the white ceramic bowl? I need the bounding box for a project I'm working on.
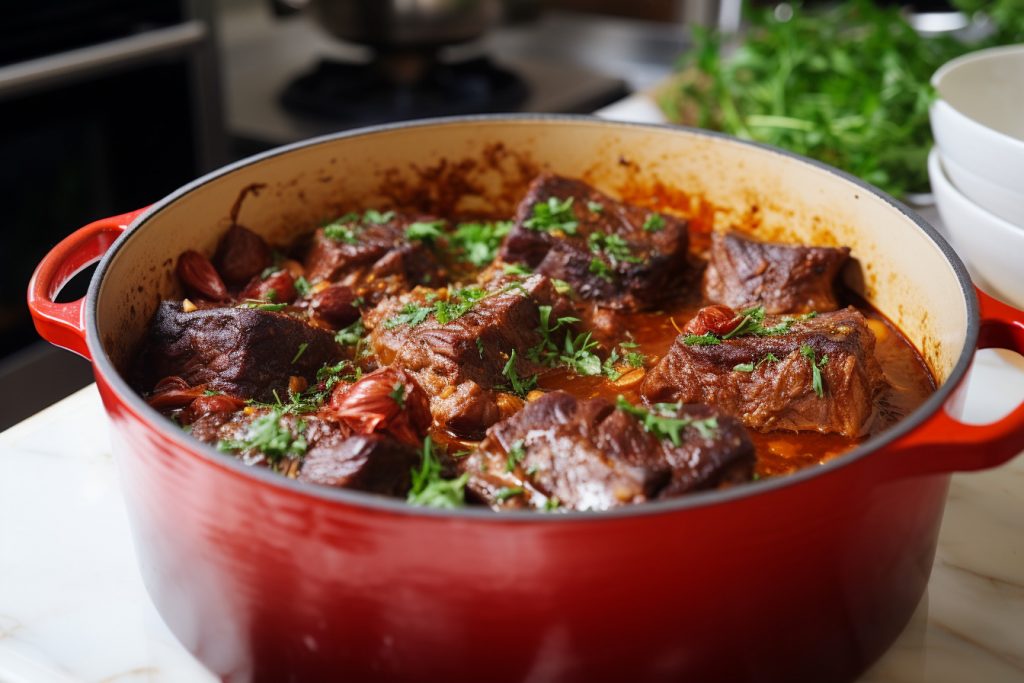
[929,148,1024,308]
[930,44,1024,204]
[940,151,1024,226]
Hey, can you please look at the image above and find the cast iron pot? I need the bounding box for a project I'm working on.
[27,116,1024,683]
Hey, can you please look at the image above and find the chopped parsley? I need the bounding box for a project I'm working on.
[503,263,533,276]
[543,497,561,511]
[384,302,433,329]
[501,350,537,397]
[602,341,645,380]
[406,220,446,242]
[800,345,829,397]
[524,196,578,234]
[615,396,719,445]
[363,209,395,224]
[528,305,579,365]
[260,265,280,279]
[733,352,780,373]
[294,276,312,297]
[335,319,365,346]
[683,332,722,346]
[551,279,574,296]
[587,231,641,265]
[323,221,359,244]
[587,201,604,213]
[588,257,614,282]
[202,389,222,396]
[683,306,811,345]
[388,381,407,409]
[237,301,287,312]
[291,342,308,364]
[449,220,513,267]
[476,337,485,359]
[495,486,525,501]
[407,437,469,509]
[642,213,666,232]
[559,331,603,377]
[216,407,307,465]
[323,209,394,242]
[505,439,526,472]
[433,286,488,324]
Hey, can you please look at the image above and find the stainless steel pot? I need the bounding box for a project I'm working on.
[310,0,501,50]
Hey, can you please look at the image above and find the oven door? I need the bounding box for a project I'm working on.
[0,20,227,428]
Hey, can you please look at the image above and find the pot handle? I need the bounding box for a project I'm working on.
[27,209,147,360]
[887,288,1024,478]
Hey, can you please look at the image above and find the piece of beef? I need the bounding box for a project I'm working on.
[499,173,689,311]
[364,274,574,438]
[134,301,342,402]
[642,306,885,437]
[298,434,419,495]
[704,231,850,314]
[191,408,417,495]
[303,211,444,304]
[462,391,754,511]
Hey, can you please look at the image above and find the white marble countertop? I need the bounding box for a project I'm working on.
[3,96,1023,682]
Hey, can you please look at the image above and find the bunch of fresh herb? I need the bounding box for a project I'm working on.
[668,0,977,196]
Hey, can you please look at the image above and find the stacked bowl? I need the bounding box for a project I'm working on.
[929,44,1024,308]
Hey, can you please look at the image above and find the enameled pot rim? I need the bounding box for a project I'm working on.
[85,114,979,522]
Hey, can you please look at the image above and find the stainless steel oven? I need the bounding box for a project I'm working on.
[1,0,227,428]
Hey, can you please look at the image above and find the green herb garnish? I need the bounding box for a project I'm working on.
[449,220,513,267]
[503,263,533,276]
[291,342,308,364]
[588,231,641,265]
[587,201,604,214]
[524,196,578,234]
[506,439,526,472]
[389,381,407,409]
[323,221,359,244]
[362,209,395,224]
[495,486,525,501]
[615,396,718,445]
[407,437,469,509]
[800,345,829,397]
[642,213,666,232]
[683,332,722,346]
[733,352,781,373]
[384,302,433,329]
[501,350,537,398]
[294,276,312,297]
[216,407,307,465]
[406,220,446,242]
[237,301,287,312]
[433,286,488,324]
[588,257,614,282]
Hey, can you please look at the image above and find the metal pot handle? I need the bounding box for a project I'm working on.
[27,208,146,360]
[887,287,1024,477]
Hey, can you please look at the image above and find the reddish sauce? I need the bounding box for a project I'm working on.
[535,296,935,478]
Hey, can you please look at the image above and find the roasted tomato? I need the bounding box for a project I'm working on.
[214,225,271,286]
[329,367,431,446]
[176,251,229,302]
[684,304,741,337]
[240,268,297,304]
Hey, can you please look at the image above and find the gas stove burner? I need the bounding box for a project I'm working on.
[280,54,529,123]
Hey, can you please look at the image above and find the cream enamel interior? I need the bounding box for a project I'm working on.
[95,119,967,385]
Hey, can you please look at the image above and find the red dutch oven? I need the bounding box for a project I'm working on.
[27,117,1024,683]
